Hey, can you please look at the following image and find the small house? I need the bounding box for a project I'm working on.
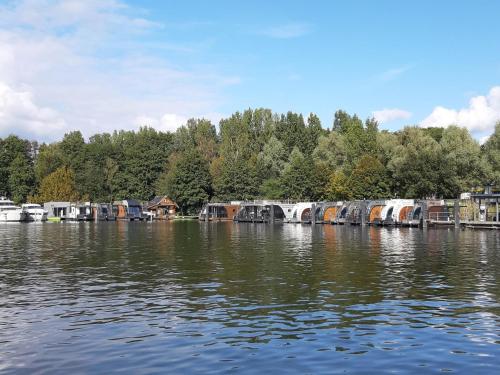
[44,202,70,221]
[146,196,178,220]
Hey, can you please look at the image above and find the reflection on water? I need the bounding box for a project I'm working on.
[0,222,499,374]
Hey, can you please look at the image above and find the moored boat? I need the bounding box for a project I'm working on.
[0,197,27,222]
[22,203,48,222]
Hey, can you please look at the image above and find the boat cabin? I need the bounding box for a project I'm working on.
[113,199,144,221]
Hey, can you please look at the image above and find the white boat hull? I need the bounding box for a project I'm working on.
[0,210,26,222]
[25,210,48,222]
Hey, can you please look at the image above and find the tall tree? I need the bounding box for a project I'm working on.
[484,122,500,184]
[388,127,442,198]
[156,150,212,214]
[439,126,487,196]
[34,167,80,203]
[8,154,35,203]
[280,147,314,200]
[347,155,390,199]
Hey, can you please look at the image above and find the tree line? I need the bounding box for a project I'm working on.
[0,109,499,214]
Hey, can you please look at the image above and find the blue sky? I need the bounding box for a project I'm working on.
[0,0,499,141]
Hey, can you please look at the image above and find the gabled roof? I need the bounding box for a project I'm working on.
[146,196,178,209]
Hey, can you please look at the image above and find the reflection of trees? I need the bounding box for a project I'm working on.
[1,223,499,346]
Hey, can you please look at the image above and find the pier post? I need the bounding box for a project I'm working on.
[454,199,460,229]
[270,204,275,224]
[496,199,499,222]
[361,201,367,226]
[422,201,428,229]
[311,203,316,225]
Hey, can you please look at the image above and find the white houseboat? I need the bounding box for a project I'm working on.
[0,197,27,222]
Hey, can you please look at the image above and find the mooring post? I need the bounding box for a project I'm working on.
[454,198,460,229]
[422,200,428,229]
[270,204,275,224]
[361,201,367,226]
[496,199,499,222]
[311,203,316,225]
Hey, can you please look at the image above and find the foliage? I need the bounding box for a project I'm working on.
[156,150,212,215]
[347,155,390,199]
[1,109,498,208]
[280,148,315,200]
[33,167,80,203]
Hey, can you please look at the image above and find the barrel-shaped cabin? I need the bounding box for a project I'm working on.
[367,200,387,225]
[332,203,349,224]
[345,200,366,225]
[199,202,240,221]
[426,200,449,222]
[290,202,315,223]
[314,202,343,224]
[401,199,447,226]
[379,199,414,225]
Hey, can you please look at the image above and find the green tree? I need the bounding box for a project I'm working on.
[280,147,314,200]
[484,122,500,184]
[388,127,442,198]
[0,135,32,196]
[325,170,351,201]
[156,150,212,214]
[8,154,35,203]
[439,125,487,196]
[34,167,80,203]
[347,155,390,199]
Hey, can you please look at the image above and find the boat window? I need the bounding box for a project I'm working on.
[386,207,394,219]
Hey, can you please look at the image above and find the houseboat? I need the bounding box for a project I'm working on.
[146,196,178,220]
[234,201,295,223]
[94,203,116,221]
[379,199,414,225]
[65,202,93,221]
[345,200,366,225]
[44,202,71,221]
[199,202,240,221]
[332,203,349,224]
[22,203,48,222]
[290,202,315,223]
[113,199,145,221]
[314,202,342,224]
[367,200,387,225]
[0,197,27,222]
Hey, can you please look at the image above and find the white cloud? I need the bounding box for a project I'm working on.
[257,23,311,39]
[0,82,66,138]
[376,64,414,82]
[0,0,237,141]
[420,86,500,134]
[372,108,412,123]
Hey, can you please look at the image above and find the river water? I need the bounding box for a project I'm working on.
[0,222,499,374]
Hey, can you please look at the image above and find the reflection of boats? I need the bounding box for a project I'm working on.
[22,203,48,222]
[0,197,27,222]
